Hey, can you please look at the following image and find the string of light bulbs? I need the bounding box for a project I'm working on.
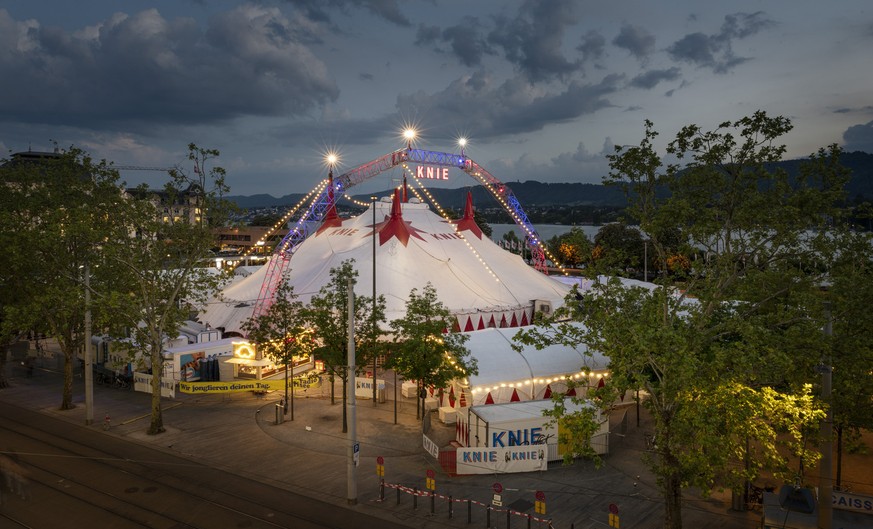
[402,163,500,283]
[465,169,570,276]
[230,180,328,268]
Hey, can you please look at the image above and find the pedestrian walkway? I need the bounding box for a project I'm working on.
[1,344,764,529]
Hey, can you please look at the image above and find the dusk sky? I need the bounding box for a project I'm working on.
[2,1,872,197]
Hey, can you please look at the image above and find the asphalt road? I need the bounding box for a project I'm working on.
[0,402,408,529]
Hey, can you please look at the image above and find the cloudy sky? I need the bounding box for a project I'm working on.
[2,0,872,196]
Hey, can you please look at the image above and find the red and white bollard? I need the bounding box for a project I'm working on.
[103,413,111,430]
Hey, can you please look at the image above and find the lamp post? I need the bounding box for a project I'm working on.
[372,196,378,407]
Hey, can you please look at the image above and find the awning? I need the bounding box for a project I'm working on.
[225,357,273,367]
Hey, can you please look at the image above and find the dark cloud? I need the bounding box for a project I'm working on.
[629,67,681,89]
[359,72,374,81]
[0,7,339,131]
[487,0,581,81]
[577,30,606,65]
[394,71,621,138]
[290,0,411,28]
[415,20,494,67]
[612,24,655,61]
[843,120,873,153]
[667,11,775,73]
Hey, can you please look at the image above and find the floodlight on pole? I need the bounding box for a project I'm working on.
[403,128,416,150]
[457,137,468,157]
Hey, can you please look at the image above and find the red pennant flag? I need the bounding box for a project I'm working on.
[485,392,494,405]
[543,384,552,399]
[510,388,520,402]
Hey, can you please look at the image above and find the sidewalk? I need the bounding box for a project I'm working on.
[1,346,762,529]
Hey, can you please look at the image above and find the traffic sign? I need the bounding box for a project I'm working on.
[426,469,435,479]
[492,482,503,494]
[492,494,502,507]
[609,503,619,515]
[535,490,545,501]
[376,456,384,465]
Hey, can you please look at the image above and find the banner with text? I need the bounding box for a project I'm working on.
[134,372,176,398]
[179,380,286,394]
[456,446,548,474]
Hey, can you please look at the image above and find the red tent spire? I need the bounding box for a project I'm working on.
[451,191,482,239]
[402,171,408,203]
[374,188,425,246]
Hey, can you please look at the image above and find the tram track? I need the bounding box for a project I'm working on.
[0,403,402,529]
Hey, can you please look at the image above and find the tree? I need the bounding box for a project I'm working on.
[0,148,126,408]
[592,222,644,276]
[387,283,477,420]
[547,227,592,268]
[101,144,231,435]
[516,112,846,529]
[305,260,386,432]
[241,275,313,419]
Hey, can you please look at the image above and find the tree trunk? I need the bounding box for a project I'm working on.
[284,363,289,416]
[330,373,335,405]
[148,347,165,435]
[61,347,75,410]
[836,424,843,488]
[663,469,683,529]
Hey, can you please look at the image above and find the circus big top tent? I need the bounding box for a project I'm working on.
[200,190,572,336]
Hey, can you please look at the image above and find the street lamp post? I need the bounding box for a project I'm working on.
[372,196,378,407]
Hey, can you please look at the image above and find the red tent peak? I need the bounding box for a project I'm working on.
[364,188,426,247]
[451,191,482,239]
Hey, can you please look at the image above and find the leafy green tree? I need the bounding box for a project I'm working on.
[304,260,386,432]
[547,227,592,268]
[517,112,846,529]
[387,283,477,420]
[592,222,644,275]
[0,148,125,408]
[101,144,231,435]
[241,275,313,419]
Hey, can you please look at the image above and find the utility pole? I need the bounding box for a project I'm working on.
[347,277,358,505]
[817,302,833,529]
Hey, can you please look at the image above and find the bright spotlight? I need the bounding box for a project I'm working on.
[326,152,339,167]
[404,128,416,141]
[458,137,467,147]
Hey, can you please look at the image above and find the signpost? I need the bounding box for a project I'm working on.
[608,503,620,528]
[376,455,384,477]
[425,469,436,491]
[535,490,546,515]
[492,482,503,507]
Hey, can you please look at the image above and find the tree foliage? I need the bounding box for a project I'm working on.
[516,112,848,529]
[386,282,477,420]
[304,260,386,432]
[0,148,126,407]
[546,226,592,268]
[101,144,231,434]
[241,275,313,418]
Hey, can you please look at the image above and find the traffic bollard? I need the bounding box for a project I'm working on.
[486,506,491,528]
[413,487,418,510]
[468,499,472,524]
[506,508,511,528]
[379,479,385,501]
[396,487,401,505]
[448,495,453,519]
[430,491,435,514]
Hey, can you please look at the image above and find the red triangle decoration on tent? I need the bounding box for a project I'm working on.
[488,315,496,328]
[566,387,577,397]
[510,388,520,402]
[597,377,605,388]
[459,389,467,407]
[520,311,529,326]
[452,318,461,332]
[543,384,552,399]
[477,316,485,330]
[485,392,494,405]
[449,386,456,407]
[499,313,508,328]
[450,191,483,238]
[463,316,474,332]
[509,312,518,327]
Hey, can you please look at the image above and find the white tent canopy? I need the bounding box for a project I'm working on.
[201,193,571,335]
[462,323,609,406]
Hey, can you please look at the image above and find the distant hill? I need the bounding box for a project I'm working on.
[227,151,873,209]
